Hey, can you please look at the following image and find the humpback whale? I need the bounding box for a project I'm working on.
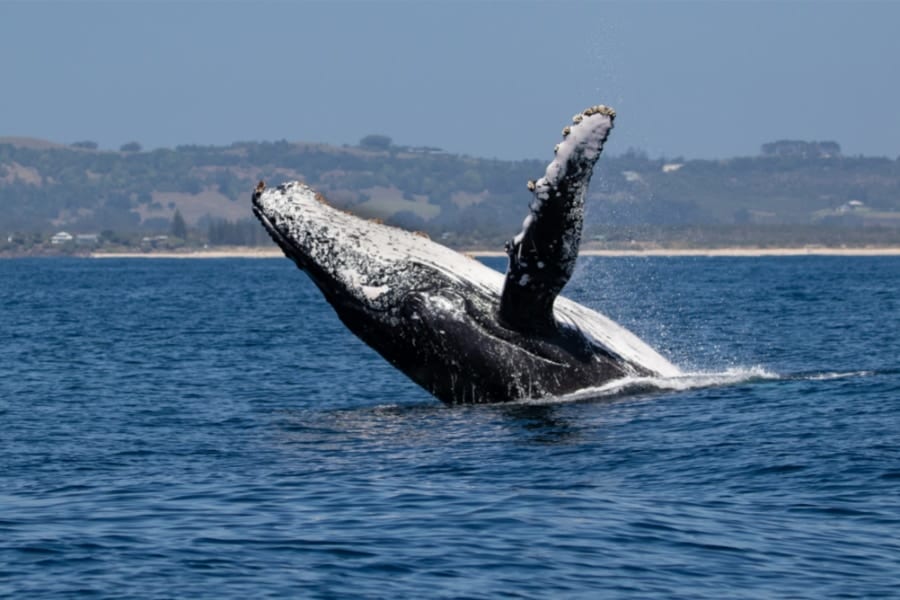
[252,105,679,404]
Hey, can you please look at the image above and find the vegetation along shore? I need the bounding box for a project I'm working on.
[2,136,898,257]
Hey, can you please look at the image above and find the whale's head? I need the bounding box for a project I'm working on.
[252,180,502,321]
[255,182,407,311]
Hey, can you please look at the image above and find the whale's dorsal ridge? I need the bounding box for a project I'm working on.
[498,105,615,334]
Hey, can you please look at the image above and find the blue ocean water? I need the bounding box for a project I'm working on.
[1,256,899,598]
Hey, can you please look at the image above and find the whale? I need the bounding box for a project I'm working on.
[252,105,679,404]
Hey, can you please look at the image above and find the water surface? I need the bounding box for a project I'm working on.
[2,256,899,598]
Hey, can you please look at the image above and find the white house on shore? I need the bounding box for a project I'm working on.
[50,231,74,245]
[50,231,100,245]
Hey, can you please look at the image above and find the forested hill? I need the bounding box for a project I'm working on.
[2,136,899,248]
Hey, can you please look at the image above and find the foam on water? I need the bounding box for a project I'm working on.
[518,366,779,405]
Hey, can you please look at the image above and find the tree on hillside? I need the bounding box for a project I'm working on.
[120,141,142,153]
[71,141,98,150]
[359,134,392,151]
[207,218,269,246]
[171,209,187,239]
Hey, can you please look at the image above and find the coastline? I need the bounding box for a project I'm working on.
[90,248,286,259]
[85,246,900,259]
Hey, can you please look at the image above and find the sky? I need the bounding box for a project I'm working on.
[2,0,899,160]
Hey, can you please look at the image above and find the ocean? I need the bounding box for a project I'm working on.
[1,256,898,598]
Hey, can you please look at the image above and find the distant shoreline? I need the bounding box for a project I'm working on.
[85,246,900,259]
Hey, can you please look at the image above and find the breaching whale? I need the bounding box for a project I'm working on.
[252,105,679,404]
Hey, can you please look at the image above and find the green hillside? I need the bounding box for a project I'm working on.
[1,136,899,253]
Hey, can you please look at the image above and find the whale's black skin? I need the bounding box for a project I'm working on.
[252,106,678,404]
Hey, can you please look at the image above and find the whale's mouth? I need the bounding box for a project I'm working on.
[252,202,299,263]
[252,187,292,253]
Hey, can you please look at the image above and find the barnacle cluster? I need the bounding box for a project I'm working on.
[580,104,616,119]
[528,104,617,188]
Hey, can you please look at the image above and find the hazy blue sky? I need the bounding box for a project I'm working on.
[2,0,899,160]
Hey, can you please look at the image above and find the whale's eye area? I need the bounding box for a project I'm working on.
[399,291,428,320]
[399,289,467,321]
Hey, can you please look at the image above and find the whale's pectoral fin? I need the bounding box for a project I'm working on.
[498,105,616,335]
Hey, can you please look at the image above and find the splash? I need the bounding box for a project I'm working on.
[515,366,884,406]
[519,366,778,406]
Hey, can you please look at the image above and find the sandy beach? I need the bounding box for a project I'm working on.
[89,246,900,259]
[91,248,286,259]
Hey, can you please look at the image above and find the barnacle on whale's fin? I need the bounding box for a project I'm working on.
[498,105,615,335]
